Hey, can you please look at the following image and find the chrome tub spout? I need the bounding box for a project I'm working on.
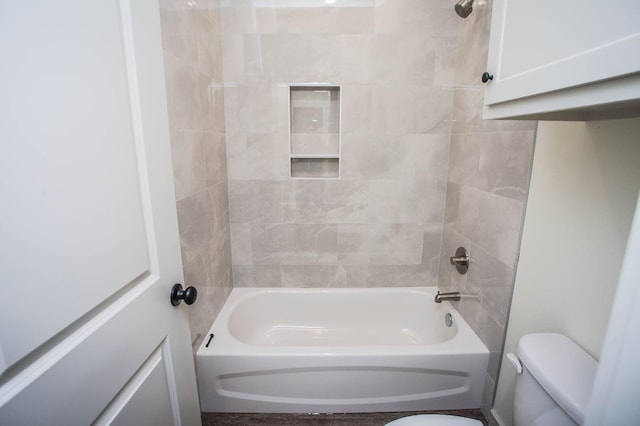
[434,291,461,303]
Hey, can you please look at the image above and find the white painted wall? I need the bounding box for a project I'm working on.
[491,117,640,426]
[584,187,640,425]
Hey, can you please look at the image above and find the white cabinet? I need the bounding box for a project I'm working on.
[483,0,640,120]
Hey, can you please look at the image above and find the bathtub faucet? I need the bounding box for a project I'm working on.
[434,291,461,303]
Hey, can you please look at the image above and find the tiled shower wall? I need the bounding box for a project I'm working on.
[221,0,457,287]
[159,0,233,348]
[437,1,537,416]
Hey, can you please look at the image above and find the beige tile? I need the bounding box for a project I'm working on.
[220,33,244,83]
[261,34,341,83]
[170,130,207,201]
[224,132,247,179]
[235,84,278,133]
[435,37,457,87]
[204,132,228,186]
[443,180,461,225]
[467,243,514,328]
[370,86,417,134]
[374,0,456,37]
[176,190,214,264]
[414,134,451,182]
[163,55,203,132]
[232,265,282,287]
[422,223,443,273]
[337,224,425,266]
[448,133,481,187]
[250,223,339,265]
[281,180,370,224]
[221,0,273,34]
[227,132,289,179]
[208,179,230,232]
[276,6,340,34]
[452,187,524,267]
[371,35,436,86]
[159,1,198,64]
[477,131,535,202]
[371,86,453,134]
[228,179,283,223]
[337,224,373,265]
[204,226,232,287]
[368,224,425,265]
[368,179,445,225]
[341,85,373,133]
[280,265,348,288]
[338,5,375,34]
[243,35,268,84]
[255,6,278,34]
[339,36,373,84]
[457,296,505,358]
[230,223,252,265]
[452,88,484,135]
[196,9,224,81]
[366,264,434,287]
[414,86,454,134]
[342,134,449,180]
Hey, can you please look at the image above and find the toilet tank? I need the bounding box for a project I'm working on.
[513,333,597,426]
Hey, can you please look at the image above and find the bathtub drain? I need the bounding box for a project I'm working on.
[445,312,454,327]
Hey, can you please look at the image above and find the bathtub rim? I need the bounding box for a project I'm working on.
[197,287,489,357]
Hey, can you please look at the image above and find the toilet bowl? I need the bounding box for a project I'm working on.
[385,414,482,426]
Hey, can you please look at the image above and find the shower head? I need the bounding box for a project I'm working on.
[455,0,473,18]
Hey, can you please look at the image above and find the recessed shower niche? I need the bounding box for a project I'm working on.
[289,85,340,179]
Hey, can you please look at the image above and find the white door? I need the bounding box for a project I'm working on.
[0,1,201,425]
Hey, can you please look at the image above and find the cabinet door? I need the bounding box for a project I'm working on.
[483,0,640,118]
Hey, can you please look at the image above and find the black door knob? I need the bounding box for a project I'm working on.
[170,283,198,306]
[481,72,494,83]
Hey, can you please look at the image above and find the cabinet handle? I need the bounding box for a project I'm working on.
[481,72,494,83]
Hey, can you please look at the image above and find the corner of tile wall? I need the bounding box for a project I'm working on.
[159,0,233,351]
[442,0,538,414]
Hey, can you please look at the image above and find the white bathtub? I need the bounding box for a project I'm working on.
[196,287,489,413]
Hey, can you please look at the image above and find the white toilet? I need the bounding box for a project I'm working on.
[385,333,597,426]
[385,414,482,426]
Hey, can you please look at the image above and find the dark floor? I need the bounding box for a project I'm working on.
[202,410,487,426]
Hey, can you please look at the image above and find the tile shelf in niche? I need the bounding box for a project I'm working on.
[289,85,341,179]
[290,154,340,159]
[290,157,339,179]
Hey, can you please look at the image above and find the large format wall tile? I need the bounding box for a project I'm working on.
[452,186,524,268]
[222,0,456,289]
[374,0,457,38]
[160,0,232,349]
[477,131,535,202]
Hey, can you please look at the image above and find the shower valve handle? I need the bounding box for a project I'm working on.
[482,72,494,83]
[170,283,198,306]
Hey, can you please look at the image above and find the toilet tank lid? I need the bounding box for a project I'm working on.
[517,333,598,425]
